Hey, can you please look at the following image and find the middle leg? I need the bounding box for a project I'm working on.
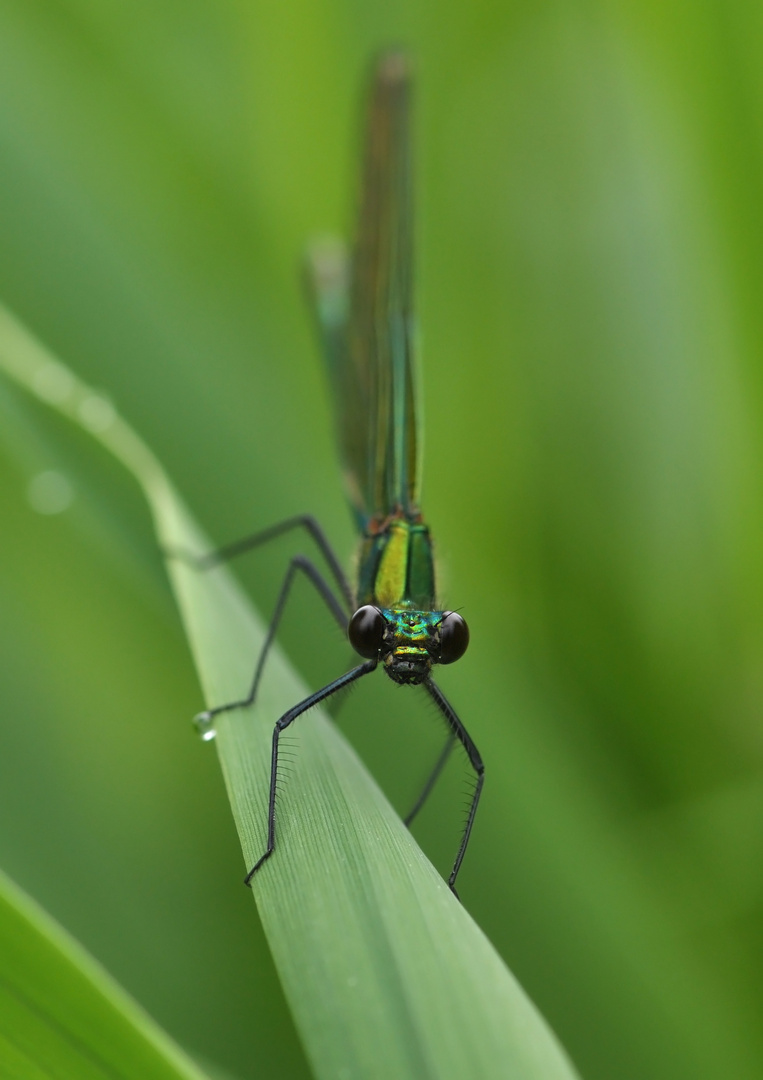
[403,729,457,827]
[195,554,349,730]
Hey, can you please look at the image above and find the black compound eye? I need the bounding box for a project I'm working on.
[348,605,386,659]
[439,612,469,664]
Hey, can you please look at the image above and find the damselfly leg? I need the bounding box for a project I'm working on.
[170,514,476,893]
[167,516,352,731]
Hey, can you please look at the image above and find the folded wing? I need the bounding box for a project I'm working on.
[307,52,420,529]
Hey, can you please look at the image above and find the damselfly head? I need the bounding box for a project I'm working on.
[348,604,469,684]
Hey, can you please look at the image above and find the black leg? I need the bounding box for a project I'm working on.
[403,730,457,827]
[166,513,355,614]
[194,555,349,729]
[245,659,378,885]
[424,679,484,900]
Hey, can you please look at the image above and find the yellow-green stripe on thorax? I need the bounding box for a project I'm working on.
[356,516,436,610]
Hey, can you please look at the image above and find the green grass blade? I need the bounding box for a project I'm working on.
[0,868,209,1080]
[0,302,579,1080]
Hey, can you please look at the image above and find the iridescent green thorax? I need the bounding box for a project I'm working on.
[356,514,436,610]
[379,607,444,686]
[354,512,440,685]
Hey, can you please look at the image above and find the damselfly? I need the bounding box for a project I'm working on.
[190,52,483,898]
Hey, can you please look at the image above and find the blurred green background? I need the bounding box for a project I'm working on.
[1,2,762,1078]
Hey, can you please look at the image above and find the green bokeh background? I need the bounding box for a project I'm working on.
[1,3,762,1078]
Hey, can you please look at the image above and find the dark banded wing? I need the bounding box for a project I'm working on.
[306,51,421,529]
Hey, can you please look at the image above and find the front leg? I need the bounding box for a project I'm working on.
[245,659,378,885]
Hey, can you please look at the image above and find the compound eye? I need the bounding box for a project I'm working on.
[348,605,385,659]
[439,612,469,664]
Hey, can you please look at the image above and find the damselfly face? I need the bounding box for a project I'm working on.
[348,605,469,685]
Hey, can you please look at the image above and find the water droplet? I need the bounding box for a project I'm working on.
[193,712,217,741]
[27,470,74,515]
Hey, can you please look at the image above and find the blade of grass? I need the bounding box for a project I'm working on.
[0,302,580,1080]
[0,868,209,1080]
